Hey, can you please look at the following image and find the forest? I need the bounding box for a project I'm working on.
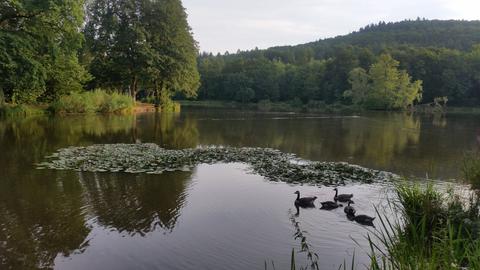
[197,20,480,108]
[0,0,199,112]
[1,1,480,112]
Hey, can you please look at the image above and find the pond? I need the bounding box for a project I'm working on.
[0,109,479,269]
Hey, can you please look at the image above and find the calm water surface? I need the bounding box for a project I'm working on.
[1,109,479,269]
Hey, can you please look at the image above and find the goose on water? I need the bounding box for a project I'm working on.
[333,188,353,202]
[293,191,317,207]
[344,200,356,215]
[320,200,343,210]
[348,214,375,226]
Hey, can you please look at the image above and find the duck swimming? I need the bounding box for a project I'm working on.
[349,214,375,226]
[333,188,353,202]
[293,191,317,207]
[344,200,355,215]
[320,200,343,210]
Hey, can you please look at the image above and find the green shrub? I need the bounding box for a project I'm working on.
[463,151,480,189]
[51,90,134,114]
[0,104,45,117]
[160,92,181,112]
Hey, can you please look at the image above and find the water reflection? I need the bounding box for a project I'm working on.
[79,171,192,235]
[0,114,197,269]
[294,204,316,217]
[0,110,480,269]
[0,170,90,269]
[342,113,421,167]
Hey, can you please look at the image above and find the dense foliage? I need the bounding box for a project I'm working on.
[1,4,480,110]
[197,20,480,107]
[0,0,89,103]
[344,54,422,109]
[83,0,200,106]
[0,0,199,109]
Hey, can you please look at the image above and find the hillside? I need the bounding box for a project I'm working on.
[241,19,480,62]
[196,19,480,106]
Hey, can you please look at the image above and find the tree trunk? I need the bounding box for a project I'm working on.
[130,76,138,102]
[154,80,161,109]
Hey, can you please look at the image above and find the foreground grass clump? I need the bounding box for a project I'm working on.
[370,183,480,269]
[50,90,134,114]
[463,151,480,189]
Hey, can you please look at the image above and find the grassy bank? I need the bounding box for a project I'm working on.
[178,100,362,113]
[50,90,134,114]
[0,90,182,118]
[463,151,480,189]
[369,183,480,269]
[181,100,480,117]
[0,104,47,117]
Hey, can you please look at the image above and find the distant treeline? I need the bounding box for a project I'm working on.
[196,20,480,107]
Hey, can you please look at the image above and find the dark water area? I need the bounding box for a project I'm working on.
[0,109,479,269]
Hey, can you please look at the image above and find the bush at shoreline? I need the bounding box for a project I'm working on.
[50,90,134,114]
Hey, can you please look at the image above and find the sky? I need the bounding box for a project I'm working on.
[182,0,480,54]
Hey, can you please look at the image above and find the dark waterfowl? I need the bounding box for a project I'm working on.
[333,188,353,202]
[294,191,317,207]
[344,200,356,215]
[352,214,375,226]
[320,200,343,210]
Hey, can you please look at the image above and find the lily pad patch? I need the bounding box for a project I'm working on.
[37,143,396,185]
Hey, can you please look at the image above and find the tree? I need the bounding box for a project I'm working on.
[344,67,369,105]
[0,0,89,103]
[345,54,422,109]
[84,0,151,101]
[143,0,200,108]
[84,0,200,106]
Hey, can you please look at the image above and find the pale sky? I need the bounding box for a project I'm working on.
[182,0,480,54]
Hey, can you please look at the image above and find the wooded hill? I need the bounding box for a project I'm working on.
[197,19,480,107]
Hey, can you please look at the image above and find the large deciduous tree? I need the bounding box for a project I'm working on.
[84,0,200,106]
[0,0,89,103]
[344,54,422,109]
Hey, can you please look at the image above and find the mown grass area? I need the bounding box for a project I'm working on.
[178,100,362,113]
[369,183,480,269]
[49,90,135,114]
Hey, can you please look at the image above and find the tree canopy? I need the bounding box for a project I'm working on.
[344,54,422,109]
[1,0,200,108]
[0,0,89,103]
[84,0,200,106]
[1,5,479,110]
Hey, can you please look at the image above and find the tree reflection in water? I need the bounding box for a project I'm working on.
[79,170,193,235]
[0,113,199,269]
[1,110,480,269]
[0,170,90,269]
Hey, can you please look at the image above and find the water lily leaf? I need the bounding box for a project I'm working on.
[38,143,397,185]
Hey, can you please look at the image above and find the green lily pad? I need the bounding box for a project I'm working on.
[37,143,397,185]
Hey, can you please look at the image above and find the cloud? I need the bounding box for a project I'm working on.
[183,0,480,53]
